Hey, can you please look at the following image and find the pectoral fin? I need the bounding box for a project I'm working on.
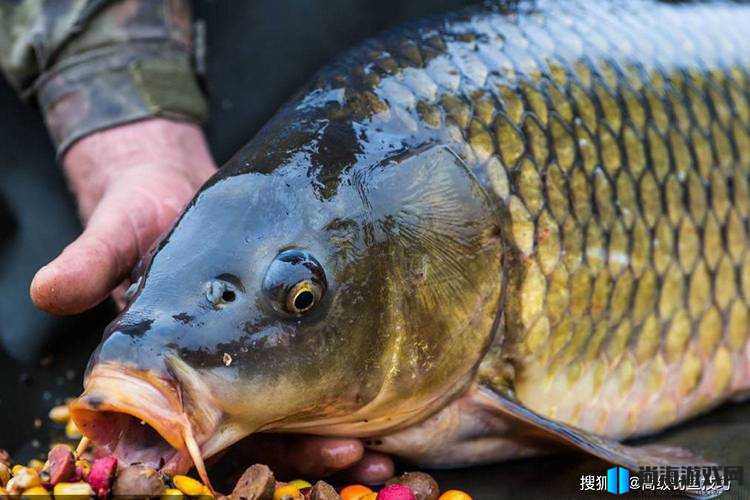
[475,385,723,498]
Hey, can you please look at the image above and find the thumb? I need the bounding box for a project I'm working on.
[30,187,170,315]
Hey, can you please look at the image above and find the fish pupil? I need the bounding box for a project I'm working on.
[294,290,315,311]
[222,290,236,302]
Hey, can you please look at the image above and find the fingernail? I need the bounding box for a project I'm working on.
[320,440,364,469]
[339,452,394,485]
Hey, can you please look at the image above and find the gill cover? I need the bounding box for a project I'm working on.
[296,143,505,435]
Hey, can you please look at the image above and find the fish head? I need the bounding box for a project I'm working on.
[70,143,504,474]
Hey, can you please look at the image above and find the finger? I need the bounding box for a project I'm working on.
[30,186,167,315]
[234,434,364,479]
[286,436,365,477]
[335,451,395,485]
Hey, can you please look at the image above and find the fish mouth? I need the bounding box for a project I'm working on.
[69,363,220,480]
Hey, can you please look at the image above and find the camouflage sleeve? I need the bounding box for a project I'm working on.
[0,0,208,155]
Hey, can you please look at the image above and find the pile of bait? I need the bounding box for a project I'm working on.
[0,404,472,499]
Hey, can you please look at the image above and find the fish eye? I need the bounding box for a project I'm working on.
[286,280,322,314]
[263,249,327,317]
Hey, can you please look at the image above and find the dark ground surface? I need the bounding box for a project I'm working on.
[0,1,748,498]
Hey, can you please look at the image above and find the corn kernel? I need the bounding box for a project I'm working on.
[27,460,44,472]
[53,481,94,499]
[21,485,50,499]
[48,405,71,424]
[5,478,18,495]
[161,487,186,499]
[12,464,24,476]
[0,463,10,486]
[65,419,82,440]
[287,479,312,490]
[438,490,472,500]
[10,468,41,490]
[341,484,374,500]
[274,484,303,500]
[173,475,205,496]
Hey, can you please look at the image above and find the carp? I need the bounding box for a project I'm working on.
[70,0,750,489]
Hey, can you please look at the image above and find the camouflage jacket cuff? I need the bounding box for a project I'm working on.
[35,42,208,157]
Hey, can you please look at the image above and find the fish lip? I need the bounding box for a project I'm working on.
[69,363,216,474]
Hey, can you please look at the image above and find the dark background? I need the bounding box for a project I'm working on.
[0,1,748,498]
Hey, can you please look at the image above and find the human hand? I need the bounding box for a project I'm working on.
[30,118,218,315]
[228,434,394,484]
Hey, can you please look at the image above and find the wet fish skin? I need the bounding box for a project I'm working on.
[71,0,750,473]
[267,0,750,439]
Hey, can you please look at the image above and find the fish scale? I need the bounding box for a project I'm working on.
[307,0,750,440]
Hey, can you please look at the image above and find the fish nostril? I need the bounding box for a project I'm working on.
[206,279,238,308]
